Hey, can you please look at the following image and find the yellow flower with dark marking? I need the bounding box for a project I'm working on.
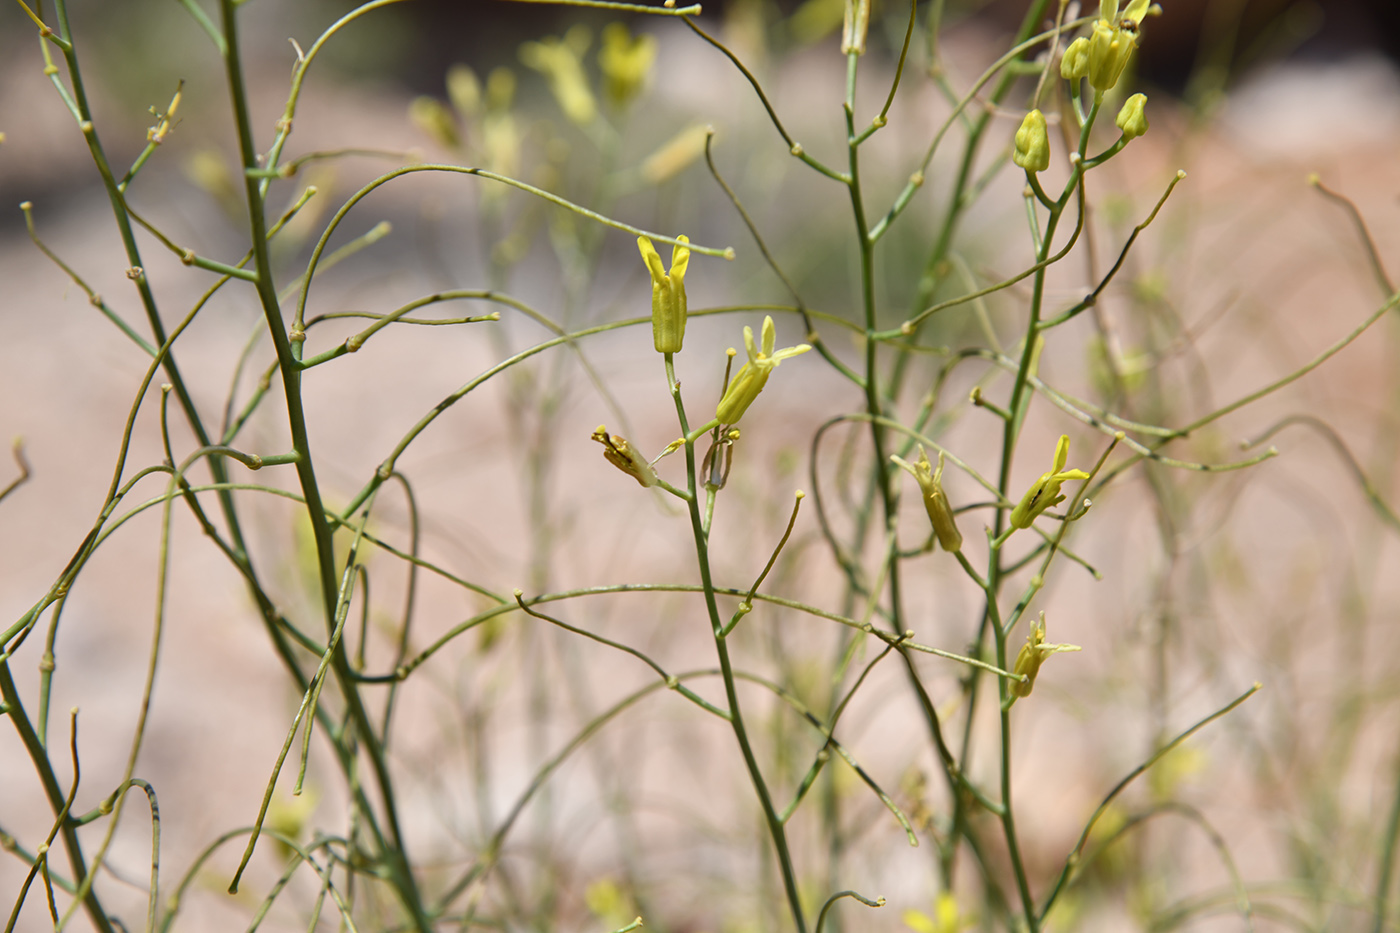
[1009,434,1089,529]
[1086,0,1150,92]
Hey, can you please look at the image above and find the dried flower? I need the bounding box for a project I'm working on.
[841,0,871,55]
[592,426,658,487]
[891,446,962,552]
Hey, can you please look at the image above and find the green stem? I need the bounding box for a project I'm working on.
[1372,744,1400,933]
[666,355,809,933]
[217,3,429,929]
[0,662,110,933]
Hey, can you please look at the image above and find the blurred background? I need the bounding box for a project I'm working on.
[4,0,1400,214]
[2,1,1400,931]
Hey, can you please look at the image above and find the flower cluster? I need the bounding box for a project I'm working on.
[1061,0,1151,93]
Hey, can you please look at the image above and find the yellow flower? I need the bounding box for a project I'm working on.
[591,426,658,487]
[638,235,689,353]
[408,96,458,149]
[584,877,635,929]
[519,25,597,126]
[903,892,962,933]
[891,446,962,553]
[640,124,710,185]
[1086,0,1150,92]
[598,22,656,108]
[482,69,520,184]
[446,64,481,119]
[716,316,811,425]
[1012,109,1050,173]
[267,785,320,860]
[1116,92,1149,139]
[1007,612,1081,705]
[1009,434,1089,529]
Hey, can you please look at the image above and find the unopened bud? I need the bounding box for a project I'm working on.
[1061,37,1090,82]
[1012,110,1050,173]
[1115,92,1149,139]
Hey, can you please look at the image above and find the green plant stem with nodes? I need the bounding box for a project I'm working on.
[7,23,358,921]
[37,0,247,562]
[215,2,430,929]
[866,0,1061,899]
[966,89,1100,933]
[665,353,809,933]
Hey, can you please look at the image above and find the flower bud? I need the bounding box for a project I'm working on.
[446,64,482,119]
[1060,37,1090,82]
[1012,110,1050,173]
[486,67,516,112]
[640,124,710,185]
[1115,92,1149,139]
[409,97,458,150]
